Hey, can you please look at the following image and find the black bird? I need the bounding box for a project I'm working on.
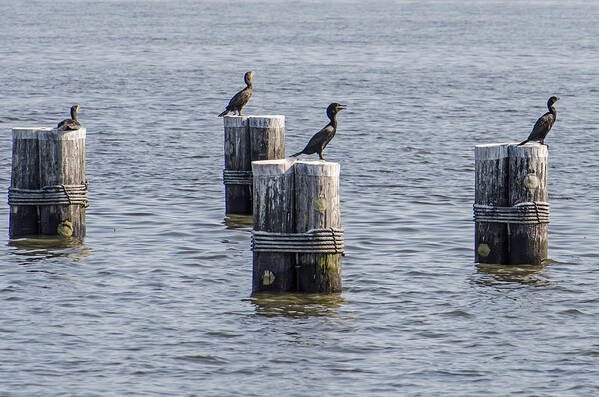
[291,103,346,160]
[218,71,254,117]
[57,105,82,131]
[518,96,559,146]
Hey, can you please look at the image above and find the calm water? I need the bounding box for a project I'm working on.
[1,0,598,395]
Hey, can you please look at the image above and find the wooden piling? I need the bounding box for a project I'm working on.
[474,143,510,265]
[474,142,549,266]
[252,159,295,292]
[508,144,548,266]
[224,116,251,215]
[249,116,285,162]
[294,160,342,293]
[9,127,87,238]
[223,115,285,216]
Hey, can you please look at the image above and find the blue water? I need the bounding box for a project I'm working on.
[1,0,598,395]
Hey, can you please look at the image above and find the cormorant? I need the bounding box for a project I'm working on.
[518,96,559,146]
[291,103,346,160]
[218,71,254,117]
[57,105,81,131]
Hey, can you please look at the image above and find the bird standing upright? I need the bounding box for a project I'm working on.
[57,105,81,131]
[218,71,255,117]
[518,96,559,146]
[291,103,346,160]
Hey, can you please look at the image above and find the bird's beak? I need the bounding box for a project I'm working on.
[556,97,560,101]
[338,104,347,110]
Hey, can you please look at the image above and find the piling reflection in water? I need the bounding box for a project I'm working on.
[223,214,253,230]
[473,261,556,287]
[8,237,92,264]
[246,292,348,318]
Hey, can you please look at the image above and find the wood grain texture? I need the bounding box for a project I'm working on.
[508,143,548,265]
[9,128,45,236]
[294,160,342,293]
[224,116,251,215]
[474,142,549,266]
[10,128,86,237]
[249,116,285,162]
[252,159,295,292]
[474,143,510,264]
[224,115,285,216]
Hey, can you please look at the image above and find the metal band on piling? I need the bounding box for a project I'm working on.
[251,228,345,255]
[222,169,253,185]
[8,183,89,207]
[473,201,549,224]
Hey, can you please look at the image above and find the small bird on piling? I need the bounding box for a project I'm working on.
[518,96,559,146]
[57,105,81,131]
[291,103,346,160]
[218,71,255,117]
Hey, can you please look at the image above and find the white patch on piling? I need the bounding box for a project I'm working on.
[262,270,275,286]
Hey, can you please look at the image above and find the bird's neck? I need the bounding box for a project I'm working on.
[71,109,78,121]
[246,80,253,89]
[329,115,337,129]
[548,104,556,118]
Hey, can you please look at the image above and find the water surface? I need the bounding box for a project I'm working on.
[0,1,598,395]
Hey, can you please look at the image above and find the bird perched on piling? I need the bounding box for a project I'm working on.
[291,103,346,160]
[218,71,255,117]
[518,96,559,146]
[57,105,81,131]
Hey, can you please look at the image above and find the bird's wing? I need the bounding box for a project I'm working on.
[303,124,335,152]
[57,119,81,131]
[227,87,251,109]
[527,112,553,141]
[226,89,244,109]
[57,118,72,129]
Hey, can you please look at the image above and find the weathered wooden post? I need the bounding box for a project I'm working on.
[252,159,295,292]
[9,127,87,238]
[474,143,510,265]
[508,144,548,266]
[294,160,343,292]
[223,116,251,215]
[249,116,285,161]
[223,115,285,216]
[251,159,344,293]
[474,142,549,266]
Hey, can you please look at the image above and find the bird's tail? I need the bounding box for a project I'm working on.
[290,151,302,157]
[517,139,529,146]
[218,109,229,117]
